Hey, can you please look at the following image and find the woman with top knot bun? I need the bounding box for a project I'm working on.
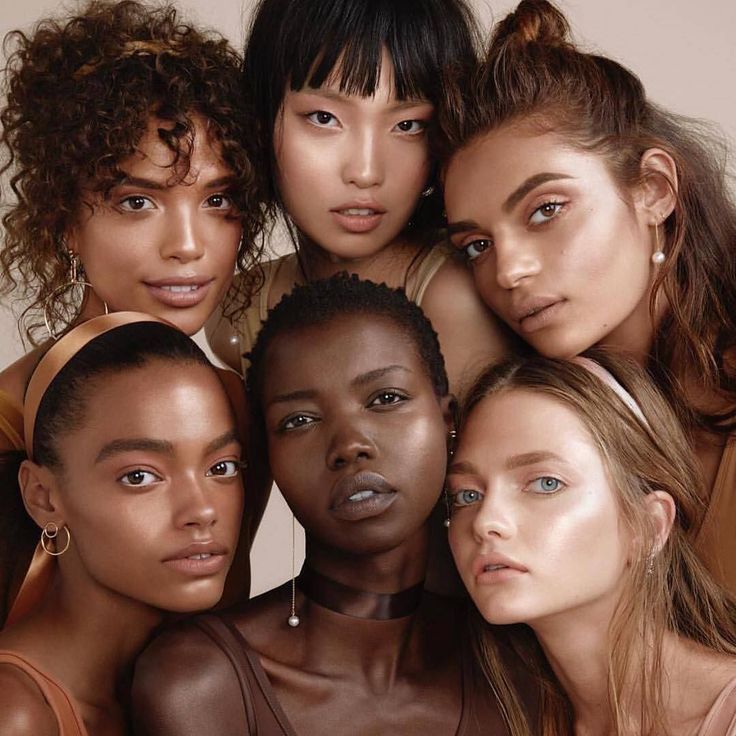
[442,0,736,593]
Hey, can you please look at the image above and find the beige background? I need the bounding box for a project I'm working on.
[1,0,734,595]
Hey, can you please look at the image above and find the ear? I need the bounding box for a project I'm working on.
[636,148,678,225]
[18,460,66,530]
[643,489,676,553]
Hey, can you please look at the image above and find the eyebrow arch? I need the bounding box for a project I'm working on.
[117,174,236,192]
[502,172,573,213]
[204,429,241,456]
[447,459,480,475]
[505,451,566,470]
[95,438,175,463]
[267,389,318,408]
[446,220,482,238]
[352,365,411,387]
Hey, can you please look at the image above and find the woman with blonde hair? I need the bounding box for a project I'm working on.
[447,351,736,735]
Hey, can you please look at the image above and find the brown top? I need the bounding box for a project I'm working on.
[698,675,736,736]
[696,435,736,595]
[0,389,23,451]
[0,650,88,735]
[232,247,452,374]
[134,609,509,736]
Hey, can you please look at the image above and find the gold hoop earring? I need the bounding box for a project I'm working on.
[651,221,665,265]
[41,522,71,556]
[43,249,109,340]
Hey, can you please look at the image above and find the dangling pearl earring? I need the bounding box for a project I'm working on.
[651,219,665,265]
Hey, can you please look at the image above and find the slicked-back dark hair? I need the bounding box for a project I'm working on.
[246,274,449,422]
[242,0,479,237]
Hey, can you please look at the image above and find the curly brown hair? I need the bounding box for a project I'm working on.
[1,0,265,344]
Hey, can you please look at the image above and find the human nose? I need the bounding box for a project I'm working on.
[326,416,377,470]
[159,206,205,263]
[173,474,217,529]
[494,236,541,290]
[342,127,384,188]
[471,491,515,542]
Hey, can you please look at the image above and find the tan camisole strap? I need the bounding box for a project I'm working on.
[0,389,24,451]
[698,676,736,736]
[405,245,453,307]
[0,651,87,735]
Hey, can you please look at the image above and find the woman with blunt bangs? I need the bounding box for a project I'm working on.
[207,0,512,397]
[0,0,266,617]
[441,0,736,591]
[132,275,532,736]
[447,351,736,735]
[0,315,244,735]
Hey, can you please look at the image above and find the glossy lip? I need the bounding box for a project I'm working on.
[162,540,229,576]
[329,470,397,521]
[144,276,215,309]
[509,296,565,334]
[330,199,387,234]
[471,552,528,584]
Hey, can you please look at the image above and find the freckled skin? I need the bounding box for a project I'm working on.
[69,116,241,336]
[448,389,630,627]
[444,123,656,359]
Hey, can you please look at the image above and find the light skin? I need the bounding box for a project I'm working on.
[0,115,242,417]
[207,53,509,397]
[130,316,512,736]
[443,121,677,363]
[0,360,244,736]
[447,388,736,734]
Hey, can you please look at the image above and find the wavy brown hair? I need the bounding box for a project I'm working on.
[456,350,736,735]
[441,0,736,434]
[1,0,266,343]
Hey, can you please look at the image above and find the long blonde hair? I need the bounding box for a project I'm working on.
[458,349,736,735]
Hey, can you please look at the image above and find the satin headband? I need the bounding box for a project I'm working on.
[24,312,168,459]
[571,356,650,429]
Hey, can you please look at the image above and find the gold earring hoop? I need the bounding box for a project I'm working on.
[43,249,109,340]
[41,521,72,556]
[651,220,665,265]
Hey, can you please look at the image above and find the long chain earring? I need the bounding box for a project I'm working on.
[651,219,665,265]
[43,248,108,340]
[287,514,300,627]
[40,522,72,556]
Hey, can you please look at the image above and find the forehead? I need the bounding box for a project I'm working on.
[460,388,602,466]
[263,314,429,395]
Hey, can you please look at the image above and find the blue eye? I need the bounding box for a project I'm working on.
[451,489,483,507]
[528,476,563,494]
[206,460,242,478]
[307,110,338,127]
[463,239,492,261]
[529,201,564,225]
[119,469,160,487]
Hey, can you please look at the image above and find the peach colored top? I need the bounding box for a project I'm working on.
[0,650,88,735]
[698,676,736,736]
[696,436,736,596]
[0,389,23,451]
[232,247,452,374]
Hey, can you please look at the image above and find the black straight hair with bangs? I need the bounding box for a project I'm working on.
[242,0,479,235]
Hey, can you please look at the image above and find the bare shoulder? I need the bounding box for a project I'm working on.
[0,348,44,407]
[205,302,243,373]
[131,621,249,735]
[419,254,512,394]
[0,662,58,736]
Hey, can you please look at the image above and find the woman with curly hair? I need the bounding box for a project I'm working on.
[442,0,736,592]
[0,0,266,622]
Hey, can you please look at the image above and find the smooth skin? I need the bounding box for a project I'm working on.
[0,361,244,736]
[132,316,510,735]
[447,389,736,735]
[208,54,509,396]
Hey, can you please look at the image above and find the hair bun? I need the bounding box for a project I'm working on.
[491,0,570,51]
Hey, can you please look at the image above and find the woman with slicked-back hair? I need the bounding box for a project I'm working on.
[442,0,736,593]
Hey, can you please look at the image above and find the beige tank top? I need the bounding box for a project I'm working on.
[233,247,452,374]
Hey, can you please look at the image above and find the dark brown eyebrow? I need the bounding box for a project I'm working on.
[505,451,566,471]
[204,429,241,456]
[446,220,482,238]
[95,438,175,463]
[447,459,480,475]
[351,365,410,387]
[117,174,235,191]
[267,389,318,408]
[502,172,573,213]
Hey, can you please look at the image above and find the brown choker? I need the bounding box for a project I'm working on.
[296,566,424,620]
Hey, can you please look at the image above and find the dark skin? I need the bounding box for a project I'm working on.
[132,316,510,735]
[0,361,244,735]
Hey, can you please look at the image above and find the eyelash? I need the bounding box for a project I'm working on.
[368,389,409,407]
[529,200,566,225]
[527,476,565,494]
[306,110,338,127]
[118,195,155,212]
[450,488,483,507]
